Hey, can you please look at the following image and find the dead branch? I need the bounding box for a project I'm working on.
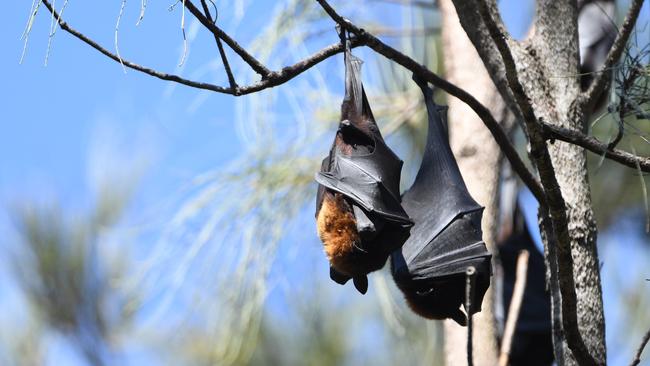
[40,0,362,95]
[199,0,238,93]
[38,0,650,208]
[498,250,529,366]
[182,0,271,77]
[630,326,650,366]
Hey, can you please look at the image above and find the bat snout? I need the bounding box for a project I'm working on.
[352,204,385,242]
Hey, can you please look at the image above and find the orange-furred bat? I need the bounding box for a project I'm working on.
[315,30,412,294]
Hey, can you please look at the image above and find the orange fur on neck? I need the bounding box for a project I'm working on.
[316,192,359,276]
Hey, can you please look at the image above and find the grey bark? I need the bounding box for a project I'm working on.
[447,0,606,364]
[529,2,606,364]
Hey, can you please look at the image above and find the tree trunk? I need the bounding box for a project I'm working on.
[441,1,607,364]
[439,1,504,364]
[523,2,607,363]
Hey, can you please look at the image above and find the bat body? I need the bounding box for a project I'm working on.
[578,0,616,91]
[391,77,491,325]
[315,32,412,294]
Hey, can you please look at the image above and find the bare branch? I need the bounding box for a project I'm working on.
[183,0,271,77]
[465,266,477,366]
[40,0,360,96]
[630,326,650,366]
[498,250,529,366]
[315,0,546,208]
[42,0,548,209]
[541,122,650,172]
[583,0,644,111]
[473,0,536,127]
[199,0,238,93]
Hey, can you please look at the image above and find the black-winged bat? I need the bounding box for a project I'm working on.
[315,30,413,294]
[390,76,492,326]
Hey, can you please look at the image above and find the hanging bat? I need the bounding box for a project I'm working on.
[390,76,492,326]
[315,31,413,294]
[578,0,616,91]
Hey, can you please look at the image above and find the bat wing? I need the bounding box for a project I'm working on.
[315,33,412,226]
[315,135,412,225]
[391,79,491,317]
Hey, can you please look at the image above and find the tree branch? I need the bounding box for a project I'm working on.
[40,0,360,96]
[473,0,536,127]
[542,122,650,172]
[183,0,271,78]
[630,326,650,366]
[446,0,521,125]
[499,250,529,366]
[315,0,546,207]
[474,1,600,365]
[200,0,238,93]
[583,0,644,112]
[42,0,546,208]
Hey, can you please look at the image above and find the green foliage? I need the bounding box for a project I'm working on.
[7,184,136,366]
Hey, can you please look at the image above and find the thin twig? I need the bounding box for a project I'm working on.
[44,0,56,66]
[46,0,70,66]
[499,250,530,366]
[583,0,644,112]
[630,327,650,366]
[36,0,543,207]
[178,0,188,67]
[21,0,43,64]
[542,122,650,172]
[36,0,648,211]
[200,0,238,93]
[630,145,649,233]
[115,0,127,73]
[40,0,360,95]
[465,266,477,366]
[183,0,271,77]
[136,0,147,25]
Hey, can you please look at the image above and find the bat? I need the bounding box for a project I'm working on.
[390,76,492,326]
[315,30,413,294]
[578,0,616,91]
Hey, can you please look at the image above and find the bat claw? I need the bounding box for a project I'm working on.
[353,276,368,294]
[330,266,351,285]
[451,308,468,327]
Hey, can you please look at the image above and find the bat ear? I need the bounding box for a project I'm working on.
[450,308,468,327]
[330,267,351,285]
[353,275,368,294]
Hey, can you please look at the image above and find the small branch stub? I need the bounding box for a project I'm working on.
[466,265,477,366]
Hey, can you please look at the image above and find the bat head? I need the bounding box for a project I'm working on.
[398,278,469,326]
[316,190,408,293]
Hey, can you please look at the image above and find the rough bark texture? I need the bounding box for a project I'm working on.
[439,1,503,364]
[527,2,606,364]
[446,1,606,364]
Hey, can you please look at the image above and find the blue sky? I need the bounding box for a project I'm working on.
[1,1,649,365]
